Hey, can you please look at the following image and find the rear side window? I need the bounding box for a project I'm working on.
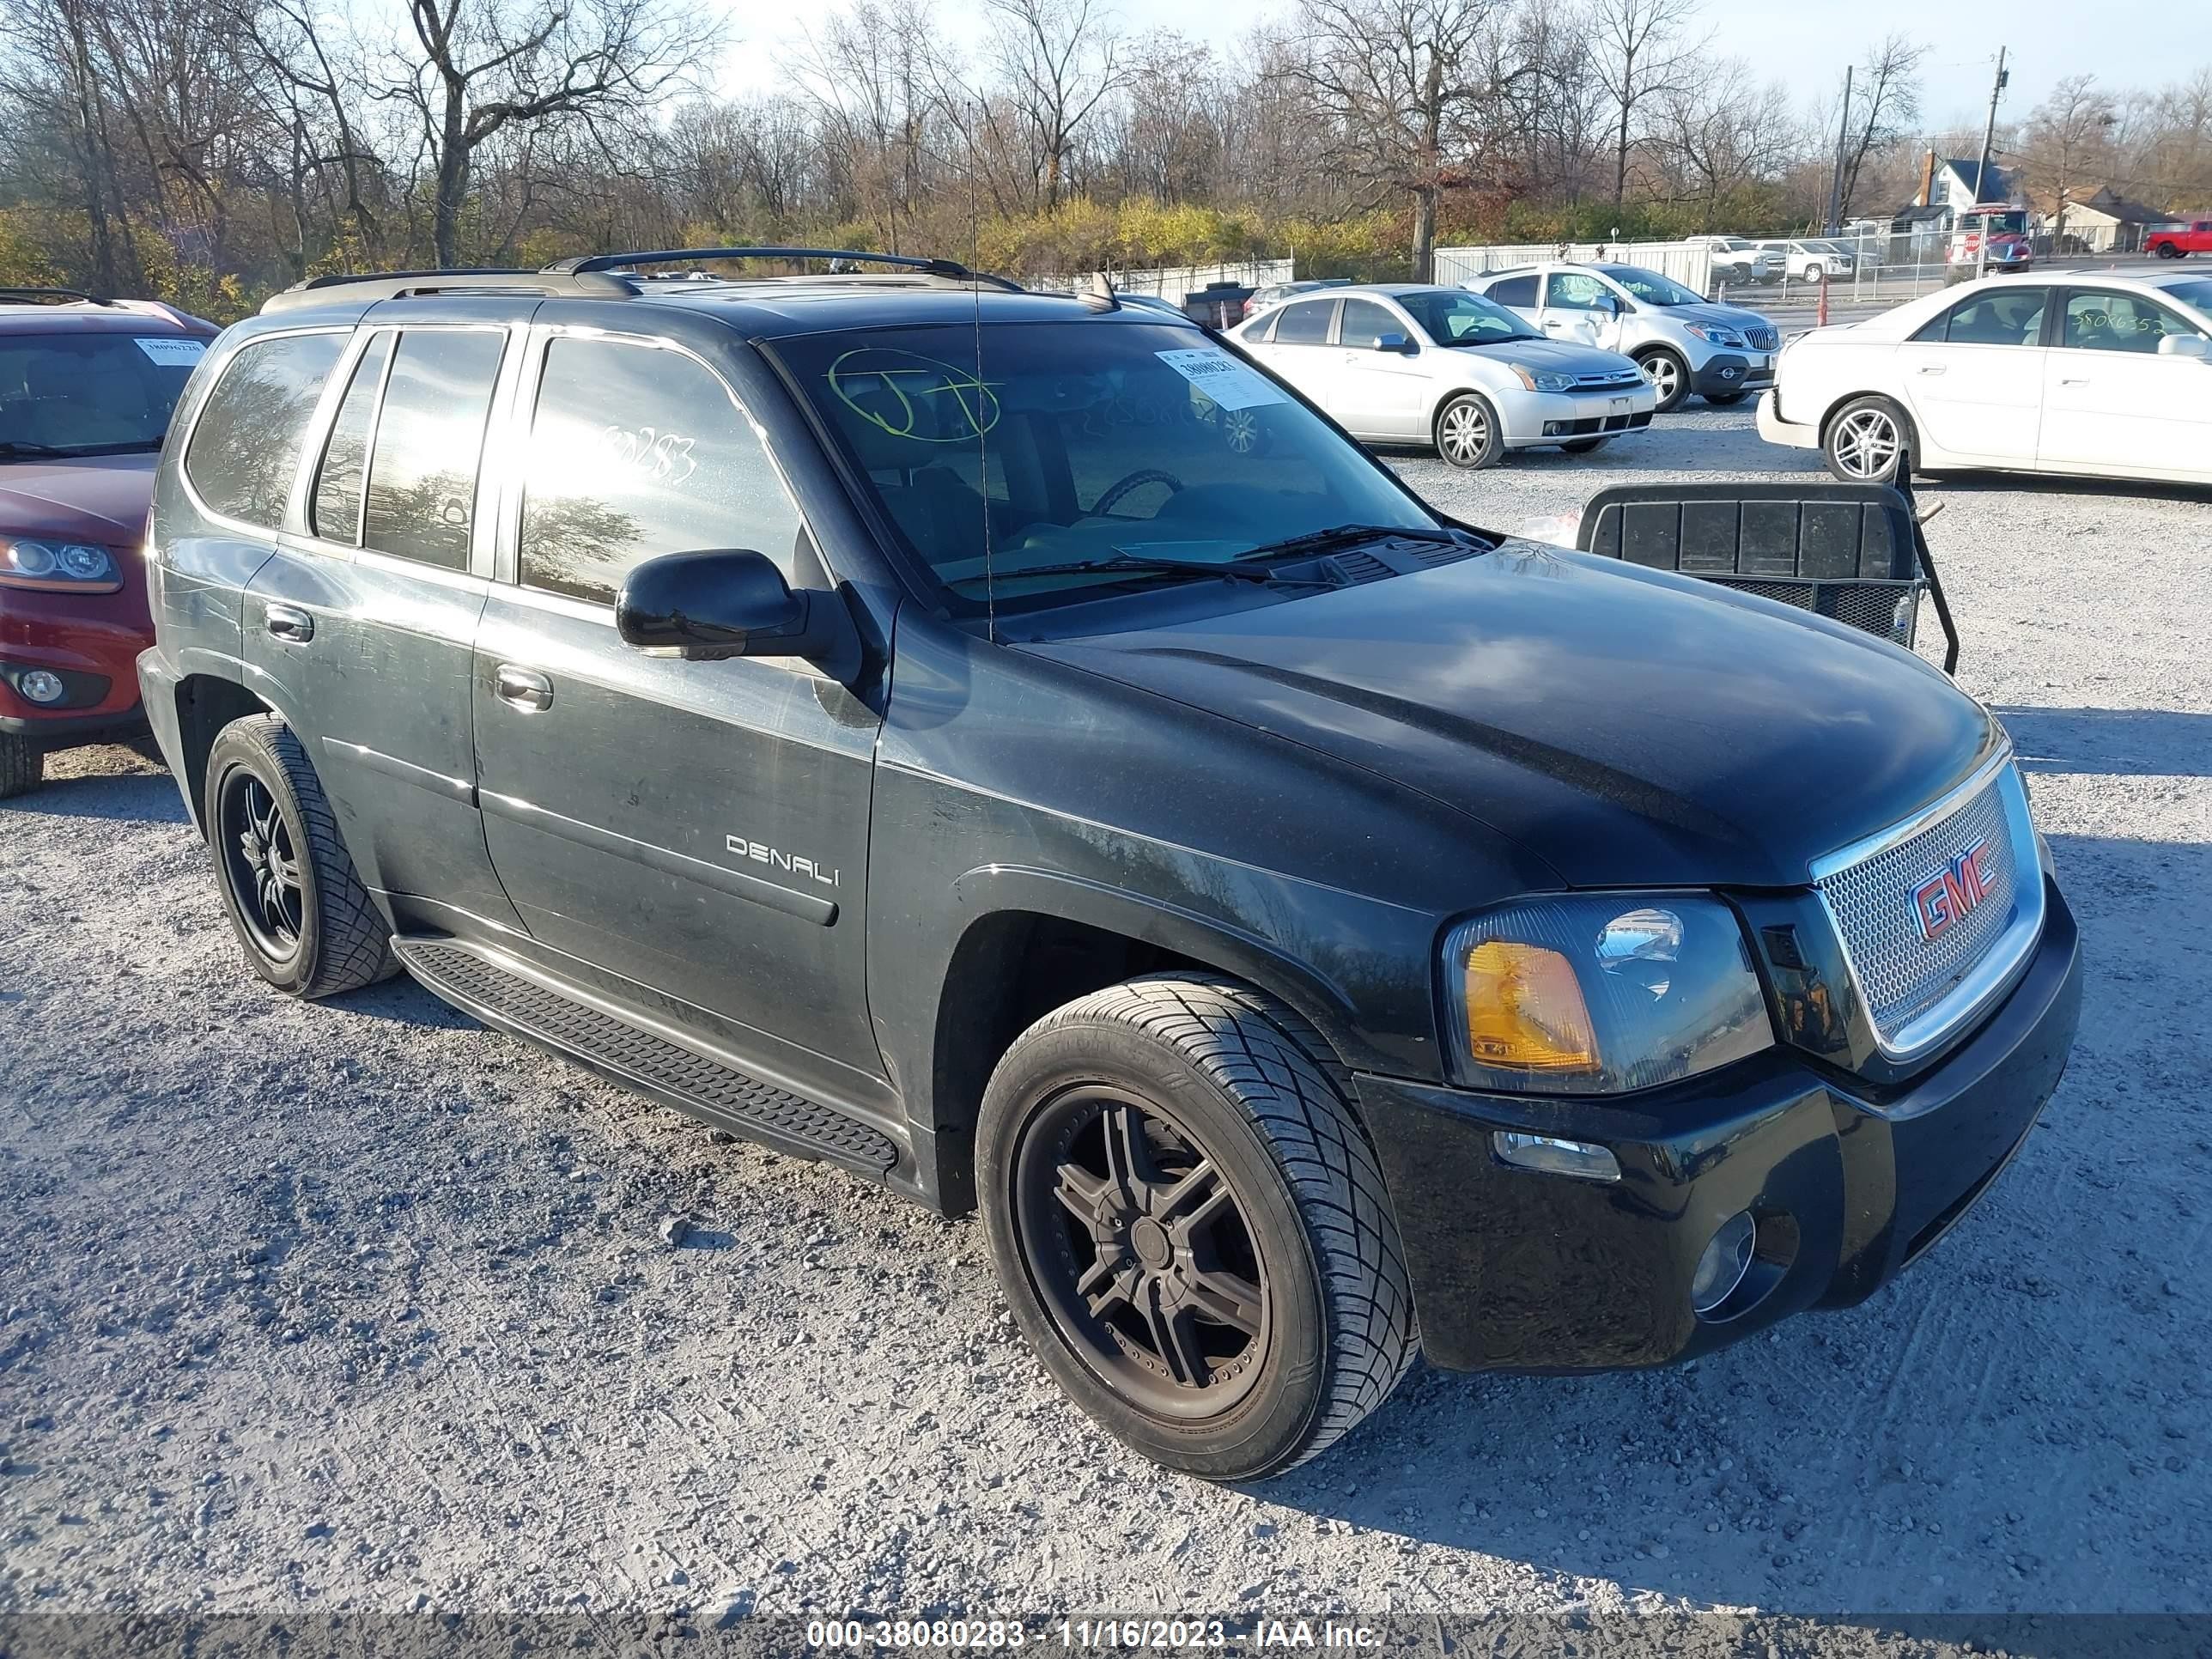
[309,331,392,544]
[519,337,804,605]
[183,332,345,528]
[1273,301,1334,344]
[1485,275,1539,307]
[362,329,506,571]
[1917,289,2049,346]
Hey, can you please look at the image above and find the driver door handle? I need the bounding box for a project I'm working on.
[264,603,313,642]
[494,664,553,712]
[2058,376,2091,386]
[1917,364,1947,375]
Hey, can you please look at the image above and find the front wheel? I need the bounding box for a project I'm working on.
[2154,241,2182,258]
[1434,392,1504,469]
[205,714,398,998]
[1823,394,1911,483]
[979,975,1418,1480]
[1635,349,1690,413]
[0,732,43,800]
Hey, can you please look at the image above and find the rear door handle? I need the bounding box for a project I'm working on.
[494,664,553,712]
[1916,365,1947,375]
[2059,376,2090,386]
[264,604,313,642]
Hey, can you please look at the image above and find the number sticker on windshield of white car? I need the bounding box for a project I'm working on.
[1154,348,1285,411]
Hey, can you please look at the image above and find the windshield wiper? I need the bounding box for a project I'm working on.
[1234,522,1478,562]
[0,441,64,459]
[957,555,1286,588]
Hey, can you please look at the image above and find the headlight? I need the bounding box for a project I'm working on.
[1443,893,1772,1094]
[1509,364,1577,393]
[1683,324,1747,349]
[1,538,121,592]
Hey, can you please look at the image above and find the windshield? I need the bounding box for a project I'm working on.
[776,321,1439,616]
[2160,278,2212,317]
[1595,265,1703,307]
[0,331,206,455]
[1395,289,1536,345]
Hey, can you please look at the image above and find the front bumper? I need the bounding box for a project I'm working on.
[1354,880,2081,1374]
[1755,388,1820,449]
[1692,353,1775,398]
[0,582,152,748]
[1499,386,1656,447]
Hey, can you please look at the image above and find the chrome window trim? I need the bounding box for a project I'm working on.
[1809,744,2047,1064]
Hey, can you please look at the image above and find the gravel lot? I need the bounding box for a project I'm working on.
[3,407,2208,1632]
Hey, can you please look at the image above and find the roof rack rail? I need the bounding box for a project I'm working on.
[0,286,112,307]
[261,266,636,313]
[544,246,1024,293]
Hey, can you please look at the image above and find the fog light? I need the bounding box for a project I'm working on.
[1691,1211,1757,1314]
[17,669,65,705]
[1492,1131,1620,1183]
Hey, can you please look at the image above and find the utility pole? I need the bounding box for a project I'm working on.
[1974,46,2009,279]
[1826,64,1853,235]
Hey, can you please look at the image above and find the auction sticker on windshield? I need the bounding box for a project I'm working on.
[1155,348,1285,411]
[132,338,206,365]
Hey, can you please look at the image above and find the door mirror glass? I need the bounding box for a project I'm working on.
[2157,333,2210,359]
[1376,331,1415,355]
[617,549,801,658]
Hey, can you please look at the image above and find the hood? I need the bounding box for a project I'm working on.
[1664,301,1775,334]
[0,453,159,546]
[1027,544,2000,890]
[1454,337,1638,376]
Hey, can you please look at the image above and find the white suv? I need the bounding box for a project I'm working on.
[1686,236,1782,286]
[1760,240,1856,282]
[1464,262,1783,412]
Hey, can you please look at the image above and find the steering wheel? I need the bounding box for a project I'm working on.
[1093,469,1185,517]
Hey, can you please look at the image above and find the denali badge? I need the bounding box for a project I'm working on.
[1911,838,1996,942]
[726,834,840,888]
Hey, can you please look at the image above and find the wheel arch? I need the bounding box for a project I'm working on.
[171,671,278,837]
[921,870,1370,1215]
[1817,388,1920,459]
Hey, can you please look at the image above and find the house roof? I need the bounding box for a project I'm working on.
[2078,188,2171,223]
[1940,158,2015,202]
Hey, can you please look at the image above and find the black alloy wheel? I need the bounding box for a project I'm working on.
[220,769,305,962]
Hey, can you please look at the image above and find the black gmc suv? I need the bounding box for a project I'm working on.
[140,249,2081,1480]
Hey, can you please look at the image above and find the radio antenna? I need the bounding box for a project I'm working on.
[967,100,995,646]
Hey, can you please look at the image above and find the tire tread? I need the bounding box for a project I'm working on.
[0,733,42,801]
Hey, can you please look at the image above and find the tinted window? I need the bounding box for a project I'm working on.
[1242,309,1279,343]
[520,337,805,605]
[777,322,1437,618]
[1485,275,1539,307]
[1273,301,1334,344]
[184,332,344,528]
[310,331,392,544]
[1918,289,2048,346]
[2062,290,2207,353]
[362,329,505,570]
[1337,300,1401,349]
[0,331,206,456]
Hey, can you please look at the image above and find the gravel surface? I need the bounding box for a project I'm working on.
[3,407,2208,1627]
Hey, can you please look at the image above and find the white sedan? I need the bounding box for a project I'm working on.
[1229,284,1655,468]
[1759,268,2212,485]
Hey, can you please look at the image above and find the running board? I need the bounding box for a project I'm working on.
[392,938,900,1176]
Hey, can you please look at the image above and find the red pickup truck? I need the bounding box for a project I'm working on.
[2148,220,2212,258]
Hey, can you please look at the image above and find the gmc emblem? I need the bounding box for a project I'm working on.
[1912,838,1996,942]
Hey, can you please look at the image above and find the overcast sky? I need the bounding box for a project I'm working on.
[718,0,2212,133]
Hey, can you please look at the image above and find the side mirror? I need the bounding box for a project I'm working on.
[2157,334,2210,360]
[617,549,861,681]
[1376,331,1417,355]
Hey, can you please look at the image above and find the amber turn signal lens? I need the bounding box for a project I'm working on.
[1461,939,1599,1073]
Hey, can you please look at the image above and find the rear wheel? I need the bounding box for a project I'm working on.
[205,714,397,998]
[2154,241,2182,258]
[979,975,1417,1480]
[1823,394,1911,483]
[1635,349,1689,413]
[1434,392,1504,469]
[0,733,43,800]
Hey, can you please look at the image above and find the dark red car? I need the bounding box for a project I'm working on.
[1,289,216,797]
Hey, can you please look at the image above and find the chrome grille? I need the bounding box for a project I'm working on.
[1572,370,1644,389]
[1745,325,1779,351]
[1814,761,2042,1054]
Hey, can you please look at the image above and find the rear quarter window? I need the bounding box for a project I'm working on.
[182,332,347,528]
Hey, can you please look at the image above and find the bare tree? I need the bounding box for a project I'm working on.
[2018,75,2118,246]
[1832,33,1926,222]
[1650,59,1794,213]
[1285,0,1515,279]
[1584,0,1701,208]
[984,0,1126,212]
[794,0,951,248]
[377,0,722,267]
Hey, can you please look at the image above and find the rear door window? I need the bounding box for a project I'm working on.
[183,331,346,529]
[1917,289,2050,345]
[519,336,804,605]
[361,329,506,571]
[1273,301,1335,345]
[1485,275,1539,307]
[309,331,393,544]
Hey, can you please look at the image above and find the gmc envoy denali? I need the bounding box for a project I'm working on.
[141,248,2081,1480]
